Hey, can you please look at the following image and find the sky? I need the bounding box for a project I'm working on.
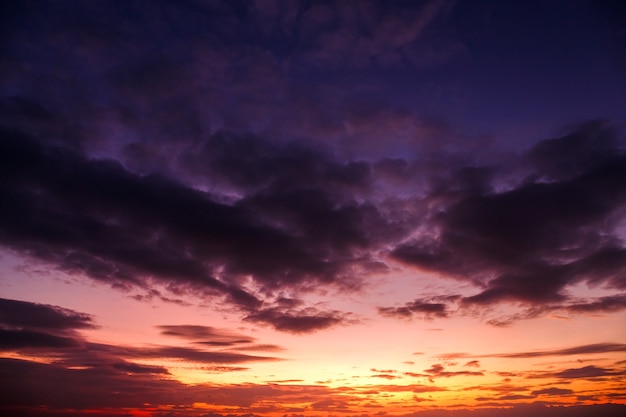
[1,0,626,416]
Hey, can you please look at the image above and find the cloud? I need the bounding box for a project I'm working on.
[107,345,279,365]
[527,121,620,182]
[0,358,183,410]
[3,4,626,332]
[0,129,392,331]
[378,295,460,319]
[3,0,625,331]
[0,358,323,412]
[111,361,169,375]
[426,363,483,378]
[0,297,96,332]
[522,364,626,381]
[389,121,626,322]
[405,363,484,381]
[434,342,626,377]
[531,387,574,396]
[552,365,615,379]
[251,0,455,69]
[0,298,279,375]
[371,373,399,380]
[228,344,284,352]
[0,297,95,351]
[0,329,81,350]
[489,342,626,359]
[244,307,349,334]
[378,301,446,319]
[564,294,626,313]
[157,325,255,346]
[203,365,250,373]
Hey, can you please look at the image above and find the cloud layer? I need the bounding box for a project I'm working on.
[2,117,626,329]
[1,1,625,332]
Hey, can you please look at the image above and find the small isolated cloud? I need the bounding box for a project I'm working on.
[371,373,400,380]
[157,325,255,346]
[202,366,249,373]
[111,362,169,375]
[416,363,484,380]
[378,295,460,320]
[553,365,613,379]
[530,387,574,397]
[244,307,350,334]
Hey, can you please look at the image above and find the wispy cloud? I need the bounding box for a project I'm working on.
[488,343,626,359]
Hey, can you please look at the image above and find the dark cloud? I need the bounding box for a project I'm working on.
[115,345,278,365]
[522,364,626,382]
[0,0,458,168]
[185,131,373,197]
[244,307,349,334]
[202,365,250,373]
[110,361,169,375]
[371,368,397,373]
[157,325,255,345]
[0,299,298,414]
[531,387,574,396]
[70,339,281,367]
[553,365,615,379]
[0,358,184,410]
[491,394,533,401]
[378,295,460,319]
[435,342,626,369]
[2,0,626,332]
[527,121,619,181]
[0,128,391,331]
[490,342,626,359]
[0,357,331,413]
[406,363,484,381]
[228,344,284,352]
[371,373,399,380]
[0,299,288,414]
[0,298,95,351]
[248,0,455,69]
[0,297,96,332]
[564,294,626,313]
[0,298,279,376]
[389,121,626,322]
[0,328,81,350]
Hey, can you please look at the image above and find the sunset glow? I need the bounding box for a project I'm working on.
[1,1,626,416]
